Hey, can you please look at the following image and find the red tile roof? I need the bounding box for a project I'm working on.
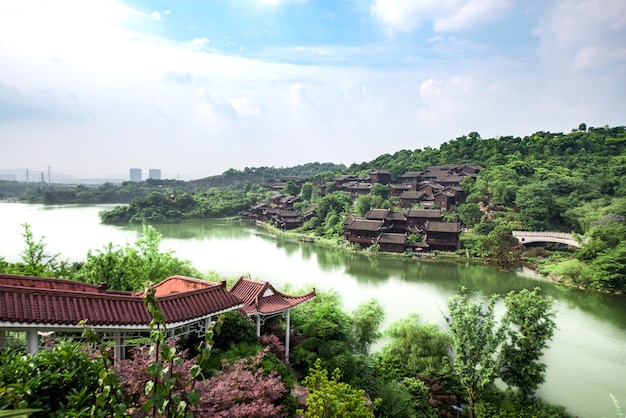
[230,277,315,316]
[0,274,243,329]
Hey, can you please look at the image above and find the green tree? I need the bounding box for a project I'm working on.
[351,299,385,355]
[78,225,199,291]
[500,288,557,402]
[355,195,384,217]
[457,203,483,227]
[587,243,626,292]
[298,358,380,418]
[371,184,390,200]
[515,183,558,231]
[317,192,352,221]
[301,182,314,201]
[16,223,65,277]
[376,314,451,380]
[481,226,523,269]
[446,290,503,418]
[283,180,300,196]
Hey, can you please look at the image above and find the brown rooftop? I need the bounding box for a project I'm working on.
[377,233,407,245]
[365,208,390,220]
[0,274,243,328]
[406,209,444,218]
[230,277,315,316]
[345,218,384,232]
[424,221,461,233]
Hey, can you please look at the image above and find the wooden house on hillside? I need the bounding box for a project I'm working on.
[424,221,461,251]
[343,218,385,247]
[406,209,445,231]
[369,169,391,185]
[376,233,407,253]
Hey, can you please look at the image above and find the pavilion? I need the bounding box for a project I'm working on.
[0,273,315,362]
[229,276,316,362]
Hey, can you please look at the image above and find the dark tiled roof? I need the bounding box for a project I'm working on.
[345,218,384,232]
[399,171,423,178]
[406,209,444,218]
[366,208,390,220]
[425,221,461,233]
[0,274,243,328]
[399,191,425,199]
[377,233,407,245]
[386,211,407,221]
[230,277,315,316]
[436,175,465,183]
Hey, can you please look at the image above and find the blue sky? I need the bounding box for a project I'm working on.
[0,0,624,180]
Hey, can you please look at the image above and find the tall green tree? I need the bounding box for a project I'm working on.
[78,225,199,291]
[500,288,557,402]
[446,290,503,418]
[351,299,385,355]
[457,203,483,227]
[283,180,301,196]
[376,314,451,380]
[15,223,65,278]
[480,226,524,269]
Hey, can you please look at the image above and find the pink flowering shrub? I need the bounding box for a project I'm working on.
[118,342,286,418]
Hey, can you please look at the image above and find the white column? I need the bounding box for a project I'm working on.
[205,316,212,348]
[26,330,38,354]
[113,333,125,362]
[255,314,261,337]
[285,309,291,364]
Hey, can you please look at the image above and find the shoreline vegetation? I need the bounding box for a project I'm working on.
[1,126,624,294]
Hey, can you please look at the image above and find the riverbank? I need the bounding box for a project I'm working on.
[252,220,626,297]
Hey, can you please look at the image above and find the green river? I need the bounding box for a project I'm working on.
[1,203,625,417]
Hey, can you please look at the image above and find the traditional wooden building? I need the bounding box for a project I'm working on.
[399,171,422,190]
[385,211,408,233]
[229,277,315,362]
[346,183,373,199]
[369,169,391,185]
[406,209,445,231]
[272,210,303,230]
[389,183,412,196]
[423,221,461,251]
[376,232,407,253]
[343,218,385,247]
[398,191,426,208]
[434,190,457,210]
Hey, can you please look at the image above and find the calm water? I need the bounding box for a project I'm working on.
[1,203,625,417]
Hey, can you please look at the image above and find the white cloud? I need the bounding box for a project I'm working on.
[258,0,307,6]
[371,0,511,33]
[191,38,210,46]
[151,11,161,21]
[371,0,445,33]
[434,0,511,31]
[534,0,626,73]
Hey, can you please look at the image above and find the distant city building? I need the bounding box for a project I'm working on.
[148,169,161,180]
[0,174,17,181]
[129,168,142,182]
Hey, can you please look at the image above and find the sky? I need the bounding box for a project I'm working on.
[0,0,625,181]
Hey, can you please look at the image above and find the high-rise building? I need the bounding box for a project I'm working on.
[148,169,162,180]
[129,168,142,182]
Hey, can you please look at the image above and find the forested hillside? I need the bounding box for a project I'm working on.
[188,162,347,188]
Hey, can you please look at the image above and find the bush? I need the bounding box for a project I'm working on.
[0,342,103,417]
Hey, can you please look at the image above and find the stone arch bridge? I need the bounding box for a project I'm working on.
[512,231,582,248]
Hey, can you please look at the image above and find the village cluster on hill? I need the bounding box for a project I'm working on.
[241,164,483,253]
